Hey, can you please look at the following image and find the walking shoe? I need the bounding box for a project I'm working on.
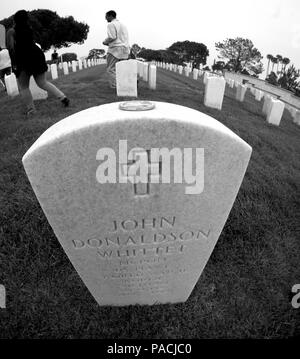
[61,97,70,107]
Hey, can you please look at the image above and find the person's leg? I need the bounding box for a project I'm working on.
[106,53,119,88]
[34,72,69,106]
[17,71,35,112]
[34,72,65,99]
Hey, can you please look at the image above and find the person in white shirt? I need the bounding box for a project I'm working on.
[0,47,12,90]
[102,10,130,88]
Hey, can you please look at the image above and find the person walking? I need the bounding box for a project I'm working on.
[102,10,130,88]
[6,10,70,116]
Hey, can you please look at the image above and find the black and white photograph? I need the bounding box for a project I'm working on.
[0,0,299,344]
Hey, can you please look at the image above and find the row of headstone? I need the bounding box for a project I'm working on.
[250,87,286,126]
[156,63,300,126]
[49,58,105,80]
[226,79,299,127]
[4,58,106,99]
[157,62,226,111]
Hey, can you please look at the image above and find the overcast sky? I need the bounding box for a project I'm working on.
[1,0,300,78]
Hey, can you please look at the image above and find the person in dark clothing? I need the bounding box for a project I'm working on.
[6,10,69,115]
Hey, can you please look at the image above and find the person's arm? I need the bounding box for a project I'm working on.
[102,23,117,46]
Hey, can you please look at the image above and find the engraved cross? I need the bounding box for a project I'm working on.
[121,150,162,196]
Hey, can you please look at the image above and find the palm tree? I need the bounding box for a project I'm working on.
[271,56,278,73]
[276,55,283,76]
[266,54,273,77]
[282,57,291,74]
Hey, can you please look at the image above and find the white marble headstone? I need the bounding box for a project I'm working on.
[72,61,77,72]
[266,99,285,126]
[255,90,263,101]
[116,60,138,97]
[142,63,149,82]
[50,64,58,80]
[148,65,156,90]
[203,72,210,85]
[193,69,199,80]
[22,101,252,307]
[4,73,19,97]
[262,95,273,116]
[204,76,226,110]
[236,84,247,102]
[294,110,300,125]
[63,62,69,75]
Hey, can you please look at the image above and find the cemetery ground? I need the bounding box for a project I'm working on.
[0,64,299,339]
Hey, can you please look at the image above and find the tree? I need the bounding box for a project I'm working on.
[131,44,141,57]
[215,37,263,74]
[138,48,182,64]
[88,49,105,59]
[282,57,291,74]
[266,54,273,77]
[278,65,299,91]
[212,61,225,72]
[271,56,278,72]
[61,52,77,62]
[266,71,278,86]
[167,40,209,68]
[276,54,283,75]
[138,48,162,62]
[0,9,89,52]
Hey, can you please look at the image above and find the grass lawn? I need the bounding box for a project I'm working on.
[0,65,299,338]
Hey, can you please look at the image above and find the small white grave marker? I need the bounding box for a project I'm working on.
[266,99,285,126]
[116,60,138,97]
[193,69,199,80]
[262,95,273,116]
[255,90,263,101]
[236,84,247,102]
[142,63,149,82]
[63,62,69,75]
[204,76,226,110]
[50,64,58,80]
[72,61,77,72]
[294,110,300,125]
[148,64,156,90]
[4,73,19,97]
[203,72,210,85]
